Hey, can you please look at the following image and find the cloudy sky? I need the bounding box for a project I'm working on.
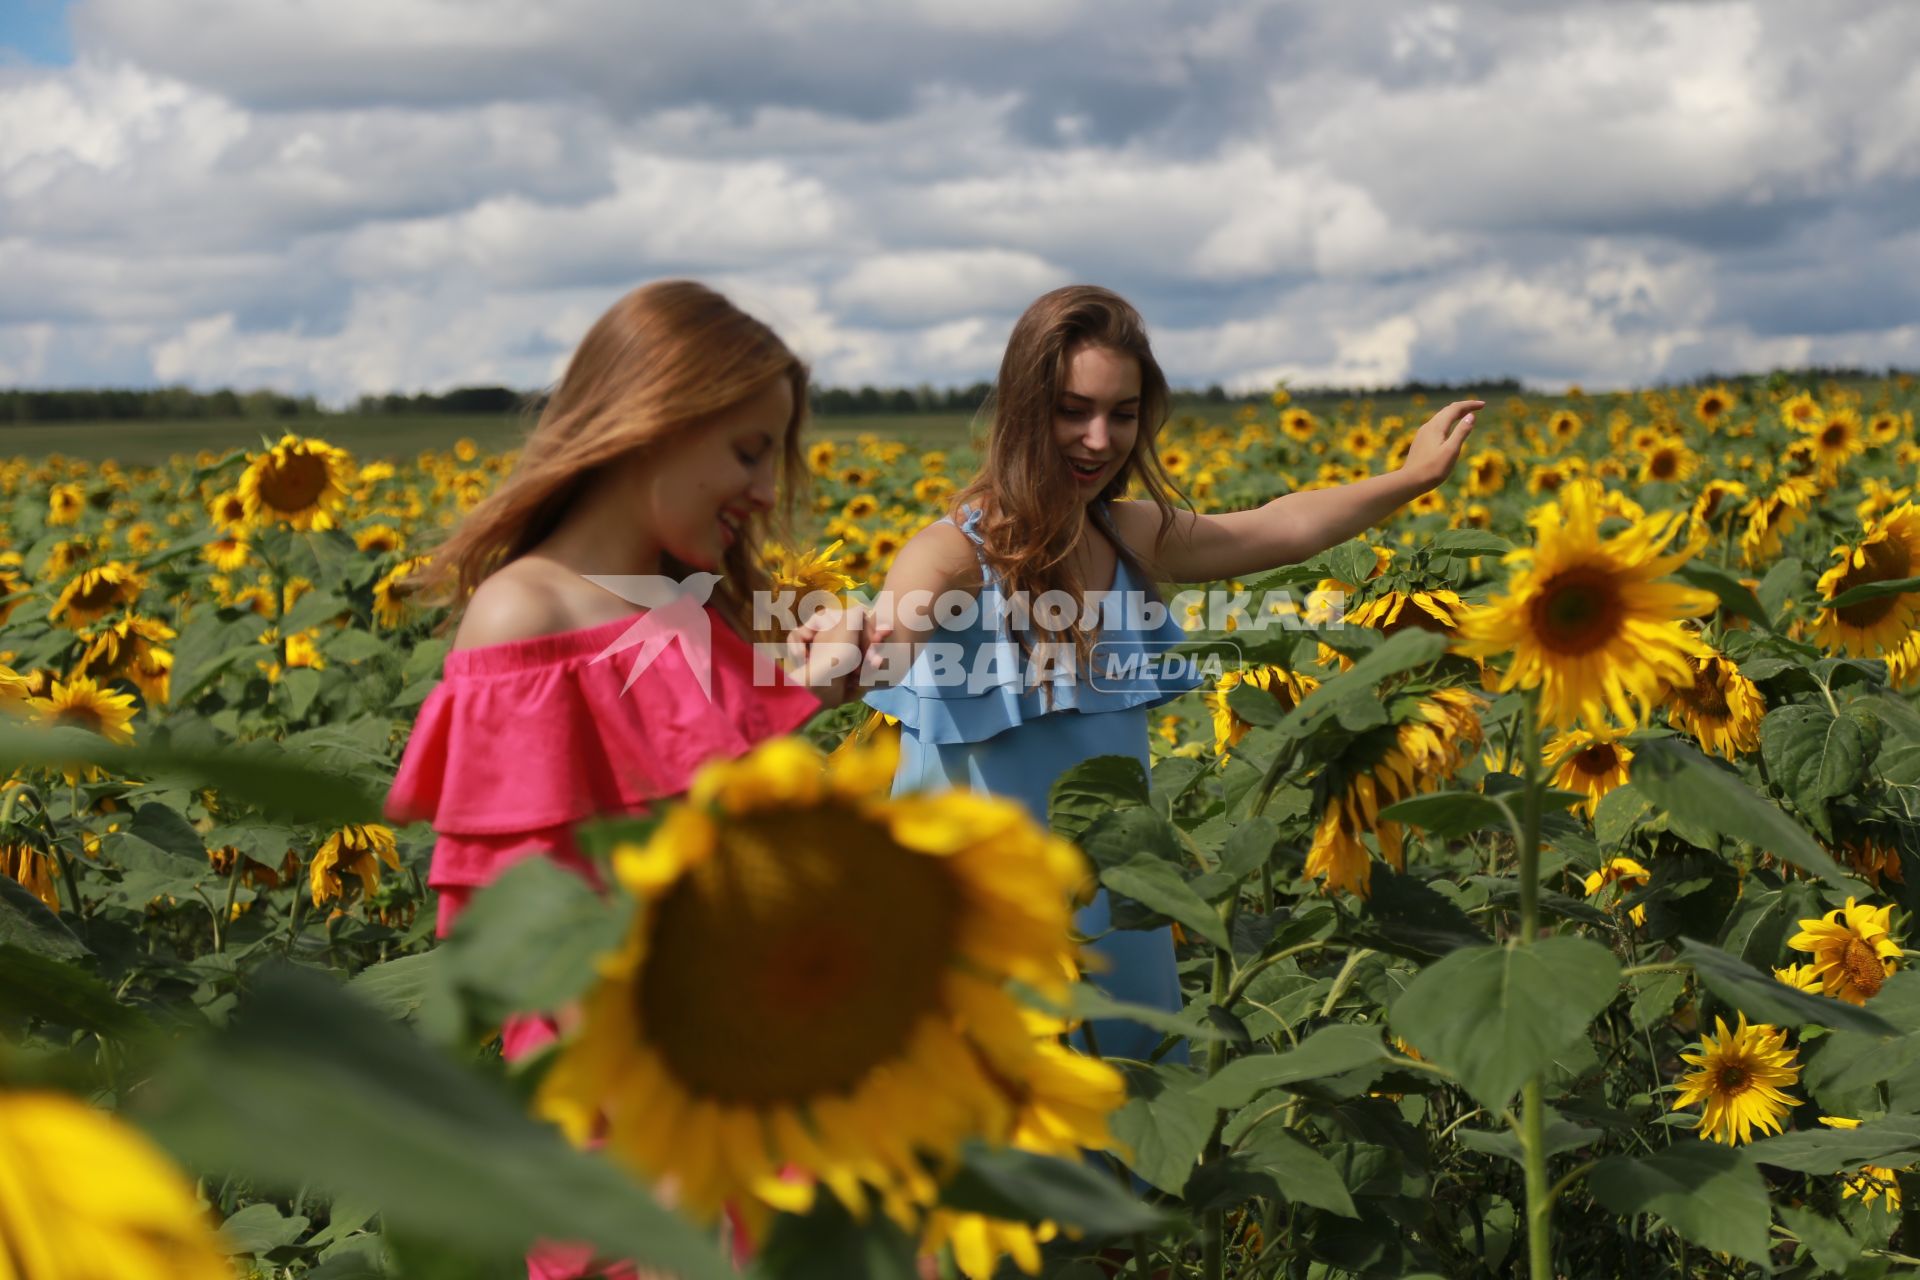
[3,0,1917,402]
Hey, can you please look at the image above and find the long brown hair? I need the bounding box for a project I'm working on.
[951,285,1185,674]
[416,280,809,637]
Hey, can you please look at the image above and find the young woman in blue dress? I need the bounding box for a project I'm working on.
[849,285,1482,1061]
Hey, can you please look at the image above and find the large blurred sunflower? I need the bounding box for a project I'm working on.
[1787,897,1901,1006]
[31,675,136,783]
[1662,651,1764,761]
[1455,482,1715,733]
[1305,687,1483,897]
[918,1003,1126,1279]
[1671,1014,1800,1145]
[1206,664,1320,755]
[1811,504,1920,662]
[239,434,354,530]
[49,561,145,629]
[535,736,1094,1241]
[0,1089,233,1279]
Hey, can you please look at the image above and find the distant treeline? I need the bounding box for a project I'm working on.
[1,365,1908,425]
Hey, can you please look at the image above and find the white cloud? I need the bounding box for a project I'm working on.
[0,0,1912,400]
[828,249,1069,324]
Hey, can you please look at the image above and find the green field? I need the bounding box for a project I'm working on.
[0,402,1310,465]
[0,411,995,465]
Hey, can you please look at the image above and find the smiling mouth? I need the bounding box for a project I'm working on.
[1066,457,1108,482]
[718,510,745,545]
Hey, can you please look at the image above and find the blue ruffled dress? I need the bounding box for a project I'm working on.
[865,501,1200,1061]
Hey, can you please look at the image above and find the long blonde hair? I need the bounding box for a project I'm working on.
[951,285,1185,672]
[418,280,809,637]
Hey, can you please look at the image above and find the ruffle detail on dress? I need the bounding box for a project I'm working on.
[386,608,819,835]
[863,505,1201,746]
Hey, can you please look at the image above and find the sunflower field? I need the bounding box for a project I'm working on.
[3,373,1920,1279]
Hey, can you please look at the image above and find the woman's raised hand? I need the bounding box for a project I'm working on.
[784,597,893,705]
[1399,399,1484,491]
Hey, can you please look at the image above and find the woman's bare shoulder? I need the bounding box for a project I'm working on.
[452,560,581,649]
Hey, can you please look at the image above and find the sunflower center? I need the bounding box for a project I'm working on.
[258,452,331,513]
[1529,568,1624,655]
[1841,937,1887,998]
[1650,452,1678,479]
[1683,663,1732,718]
[1820,423,1848,448]
[638,808,959,1104]
[69,578,125,612]
[1575,743,1619,774]
[1716,1063,1750,1093]
[1834,538,1913,628]
[55,703,104,733]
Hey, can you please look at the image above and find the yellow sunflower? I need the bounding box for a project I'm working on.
[1779,392,1824,431]
[1280,407,1319,442]
[32,674,137,782]
[1546,409,1584,445]
[1818,1117,1907,1212]
[807,441,839,474]
[372,555,433,629]
[1637,438,1698,485]
[1773,963,1823,993]
[1840,832,1904,889]
[49,561,145,629]
[308,823,401,907]
[534,736,1094,1241]
[1804,407,1867,474]
[1738,476,1820,567]
[1672,1014,1801,1145]
[1787,897,1901,1006]
[2,838,61,912]
[1206,664,1320,755]
[918,1004,1126,1280]
[1689,479,1749,535]
[199,534,251,573]
[352,523,406,555]
[1465,450,1509,497]
[1546,730,1633,818]
[0,1089,234,1279]
[763,539,859,598]
[1305,687,1483,897]
[1159,445,1194,476]
[1662,651,1765,761]
[47,482,87,527]
[77,615,177,705]
[238,434,354,530]
[206,490,250,534]
[1582,855,1650,927]
[1455,482,1716,733]
[1694,385,1736,424]
[1812,504,1920,660]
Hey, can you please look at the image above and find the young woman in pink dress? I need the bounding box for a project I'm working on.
[385,279,856,1278]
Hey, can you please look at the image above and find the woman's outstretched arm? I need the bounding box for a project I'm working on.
[1112,399,1483,583]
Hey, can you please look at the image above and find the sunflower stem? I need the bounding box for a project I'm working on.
[1200,895,1239,1280]
[1517,688,1552,1280]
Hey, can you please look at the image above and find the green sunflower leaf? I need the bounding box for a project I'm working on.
[1633,738,1855,889]
[1588,1144,1769,1263]
[1187,1024,1392,1110]
[1678,937,1897,1037]
[1100,857,1230,949]
[1387,937,1620,1110]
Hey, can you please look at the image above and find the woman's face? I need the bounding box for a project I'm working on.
[640,376,792,572]
[1053,343,1141,498]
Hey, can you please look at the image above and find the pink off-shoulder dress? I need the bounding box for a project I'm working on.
[387,607,819,939]
[385,607,819,1279]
